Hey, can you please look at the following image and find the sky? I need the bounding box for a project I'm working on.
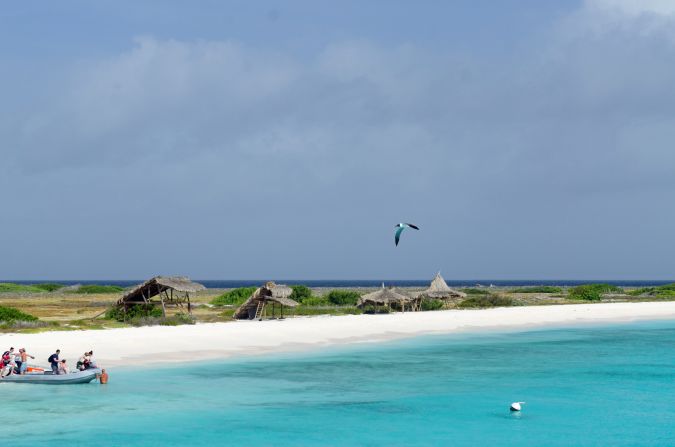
[1,0,675,280]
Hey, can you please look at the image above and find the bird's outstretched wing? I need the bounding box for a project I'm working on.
[395,226,405,246]
[405,223,420,230]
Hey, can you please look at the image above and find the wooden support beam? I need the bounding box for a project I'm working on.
[160,292,167,318]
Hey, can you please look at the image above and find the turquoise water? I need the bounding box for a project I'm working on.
[3,321,675,446]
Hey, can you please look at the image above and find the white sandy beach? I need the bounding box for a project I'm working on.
[3,302,675,368]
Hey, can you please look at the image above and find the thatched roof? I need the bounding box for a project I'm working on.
[117,276,206,305]
[233,281,298,319]
[419,272,466,299]
[357,286,412,307]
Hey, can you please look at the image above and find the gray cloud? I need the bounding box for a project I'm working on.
[2,3,675,279]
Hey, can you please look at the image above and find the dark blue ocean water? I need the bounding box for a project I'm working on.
[3,279,675,288]
[2,320,675,446]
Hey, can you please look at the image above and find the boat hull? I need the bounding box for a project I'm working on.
[0,368,101,385]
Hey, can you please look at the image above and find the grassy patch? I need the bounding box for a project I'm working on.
[457,295,514,308]
[627,283,675,298]
[299,296,330,306]
[511,286,562,294]
[33,283,65,292]
[0,283,46,293]
[567,284,622,301]
[420,298,444,311]
[460,288,489,295]
[288,306,362,317]
[210,287,256,306]
[0,305,39,322]
[75,285,125,294]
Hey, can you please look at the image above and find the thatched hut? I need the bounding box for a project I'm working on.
[115,276,206,317]
[418,272,466,300]
[233,281,299,320]
[357,284,416,312]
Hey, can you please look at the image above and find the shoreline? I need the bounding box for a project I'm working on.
[2,301,675,369]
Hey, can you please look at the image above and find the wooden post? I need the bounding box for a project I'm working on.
[160,292,167,318]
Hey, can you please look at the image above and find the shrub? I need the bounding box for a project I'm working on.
[460,288,489,295]
[0,283,45,293]
[457,295,514,308]
[325,290,361,306]
[0,305,39,322]
[294,306,362,316]
[75,285,125,294]
[511,286,562,294]
[211,287,257,306]
[567,284,621,301]
[361,305,390,314]
[299,296,330,306]
[628,284,675,298]
[160,313,195,326]
[105,304,163,322]
[289,285,313,303]
[33,283,65,292]
[420,298,444,311]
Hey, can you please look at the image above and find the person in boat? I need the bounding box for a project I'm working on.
[58,359,69,375]
[86,350,96,369]
[77,352,88,371]
[1,348,15,377]
[48,349,60,375]
[18,349,34,375]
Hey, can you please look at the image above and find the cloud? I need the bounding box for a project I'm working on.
[585,0,675,17]
[3,2,675,278]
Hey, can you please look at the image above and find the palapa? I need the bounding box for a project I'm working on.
[114,276,206,316]
[233,281,299,320]
[418,272,466,299]
[357,284,416,311]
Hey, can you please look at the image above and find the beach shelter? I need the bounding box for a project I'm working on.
[357,284,416,312]
[233,281,299,320]
[114,276,206,317]
[419,272,466,300]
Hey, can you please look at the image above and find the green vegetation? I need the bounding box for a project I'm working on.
[457,295,514,308]
[105,304,163,322]
[293,306,362,316]
[289,285,313,303]
[0,305,39,322]
[420,298,444,311]
[325,290,361,306]
[567,284,622,301]
[210,287,257,306]
[627,283,675,298]
[299,296,330,306]
[75,285,125,294]
[460,288,489,295]
[511,286,562,294]
[104,304,194,326]
[361,305,390,314]
[33,283,65,292]
[157,313,195,326]
[0,283,47,293]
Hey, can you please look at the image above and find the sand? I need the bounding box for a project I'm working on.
[3,301,675,368]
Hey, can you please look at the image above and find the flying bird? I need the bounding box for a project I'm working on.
[394,223,419,246]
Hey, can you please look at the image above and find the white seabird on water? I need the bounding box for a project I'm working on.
[510,402,525,412]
